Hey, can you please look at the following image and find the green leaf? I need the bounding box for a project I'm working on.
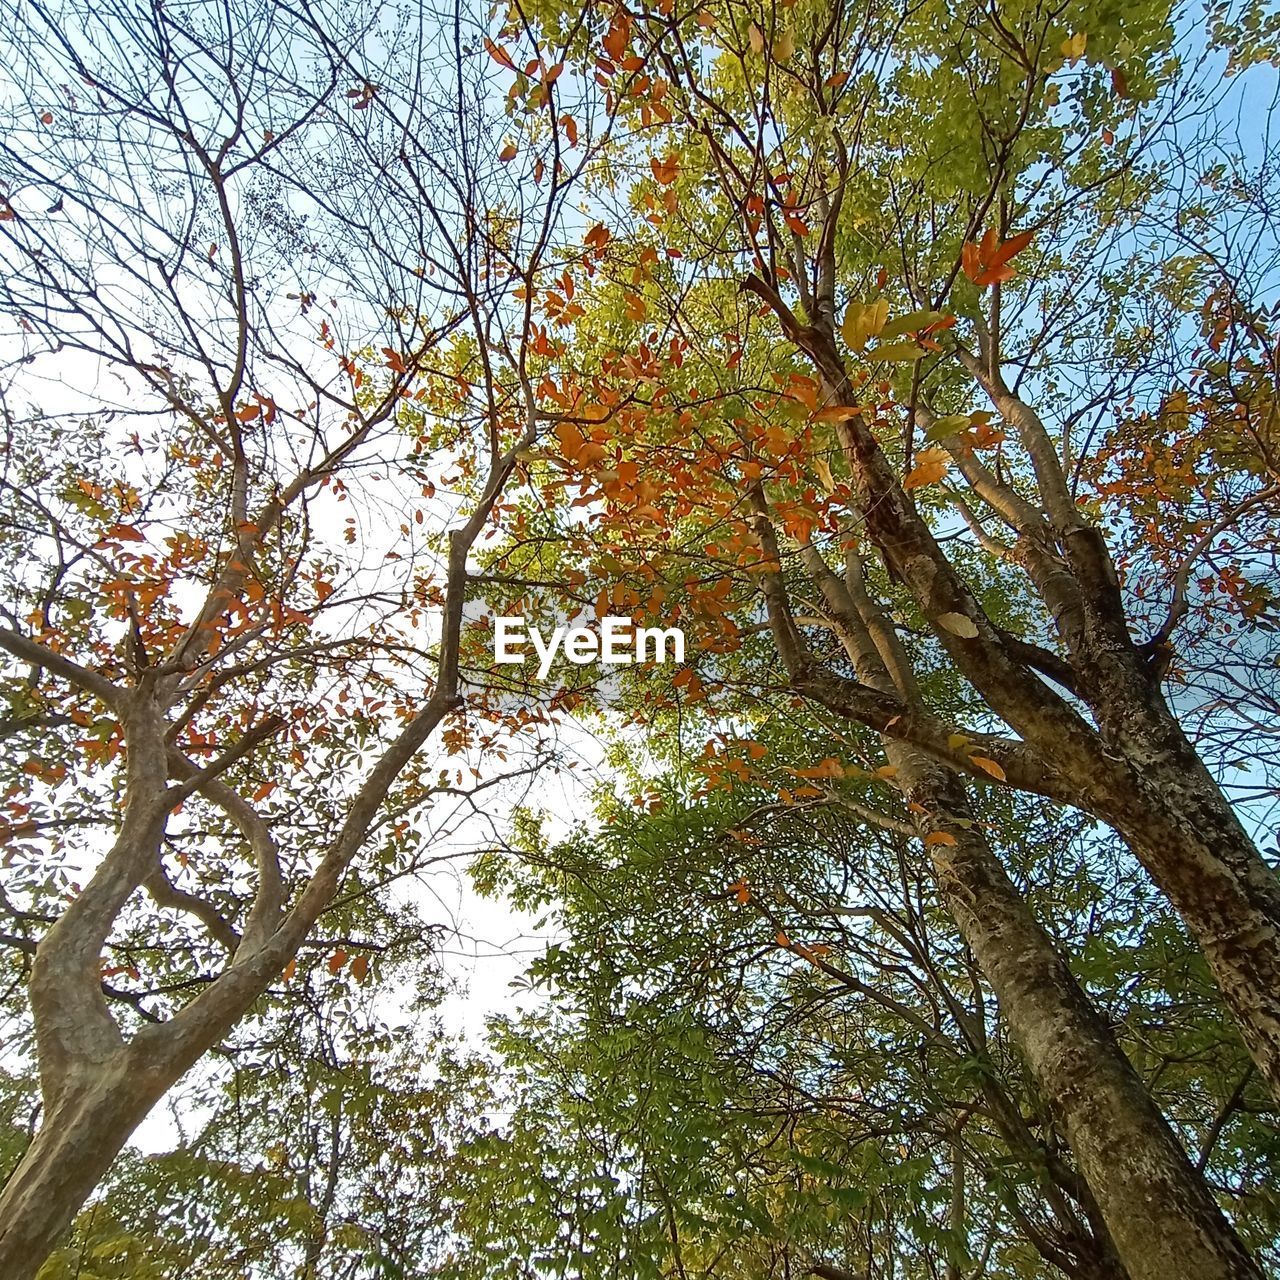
[925,414,971,441]
[869,340,926,362]
[880,309,947,339]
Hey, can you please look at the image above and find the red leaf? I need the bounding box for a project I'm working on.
[328,949,348,975]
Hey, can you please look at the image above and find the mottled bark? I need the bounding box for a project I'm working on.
[1069,670,1280,1106]
[761,284,1280,1112]
[750,521,1265,1280]
[904,755,1260,1280]
[0,1056,160,1276]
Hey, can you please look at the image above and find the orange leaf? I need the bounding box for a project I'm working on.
[350,954,370,982]
[603,15,629,62]
[791,757,844,779]
[924,830,958,847]
[962,229,1034,288]
[104,523,146,542]
[555,421,586,459]
[499,142,517,162]
[328,948,348,975]
[990,228,1034,267]
[776,930,791,948]
[252,780,277,802]
[968,755,1007,781]
[903,447,950,490]
[483,37,516,71]
[650,154,679,185]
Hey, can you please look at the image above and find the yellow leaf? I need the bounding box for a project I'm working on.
[841,298,889,351]
[924,830,958,847]
[969,755,1007,782]
[814,457,835,493]
[880,309,948,339]
[874,764,898,780]
[946,733,971,751]
[903,447,950,490]
[748,23,764,53]
[775,29,795,61]
[1060,31,1087,63]
[936,611,979,638]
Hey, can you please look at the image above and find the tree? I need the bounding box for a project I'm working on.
[477,0,1280,1274]
[30,942,491,1280]
[455,754,1280,1279]
[0,0,609,1270]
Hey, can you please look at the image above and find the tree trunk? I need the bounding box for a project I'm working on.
[895,751,1262,1280]
[1078,667,1280,1105]
[0,1058,163,1279]
[753,511,1262,1279]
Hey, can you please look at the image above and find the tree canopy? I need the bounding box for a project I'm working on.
[1,0,1278,1276]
